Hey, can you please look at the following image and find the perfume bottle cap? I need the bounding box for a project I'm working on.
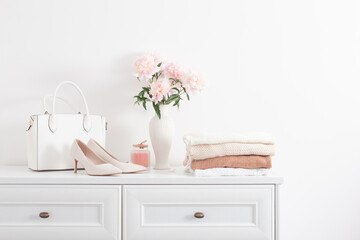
[133,140,148,149]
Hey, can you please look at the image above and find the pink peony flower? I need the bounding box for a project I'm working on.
[150,77,171,104]
[163,62,185,81]
[134,54,161,81]
[183,71,205,93]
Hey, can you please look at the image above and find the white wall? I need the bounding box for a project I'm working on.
[1,0,360,239]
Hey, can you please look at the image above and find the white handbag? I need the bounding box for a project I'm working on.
[26,81,107,171]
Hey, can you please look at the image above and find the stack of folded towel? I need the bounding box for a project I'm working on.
[183,133,275,177]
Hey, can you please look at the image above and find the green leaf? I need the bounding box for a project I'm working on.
[157,62,162,67]
[142,87,150,97]
[173,97,180,109]
[172,87,180,93]
[173,95,180,104]
[142,101,147,110]
[174,79,183,84]
[165,94,178,104]
[134,96,141,102]
[153,102,161,119]
[186,93,190,100]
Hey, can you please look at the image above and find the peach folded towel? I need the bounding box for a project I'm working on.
[190,155,272,170]
[184,143,275,165]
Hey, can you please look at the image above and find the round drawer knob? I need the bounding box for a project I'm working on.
[194,212,204,219]
[39,212,50,219]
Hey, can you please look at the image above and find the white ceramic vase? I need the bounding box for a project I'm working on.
[149,105,174,170]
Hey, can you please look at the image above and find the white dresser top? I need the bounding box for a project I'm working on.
[0,166,283,185]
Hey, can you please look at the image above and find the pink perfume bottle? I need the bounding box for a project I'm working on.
[131,140,150,168]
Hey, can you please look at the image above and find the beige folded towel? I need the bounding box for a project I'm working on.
[183,132,275,146]
[184,143,275,166]
[190,155,272,170]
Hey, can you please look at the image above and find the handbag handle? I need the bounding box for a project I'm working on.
[48,81,91,133]
[43,94,78,114]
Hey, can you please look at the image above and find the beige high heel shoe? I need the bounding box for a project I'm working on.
[87,139,146,173]
[71,139,122,176]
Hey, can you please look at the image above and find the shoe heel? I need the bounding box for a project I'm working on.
[74,159,78,173]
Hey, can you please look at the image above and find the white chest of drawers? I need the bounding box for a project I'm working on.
[0,166,283,240]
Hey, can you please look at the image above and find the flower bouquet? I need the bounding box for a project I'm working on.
[133,54,204,119]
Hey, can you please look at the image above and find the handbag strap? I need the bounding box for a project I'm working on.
[42,94,78,114]
[48,81,92,133]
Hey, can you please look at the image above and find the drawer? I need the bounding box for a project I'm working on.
[0,185,120,240]
[123,185,274,240]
